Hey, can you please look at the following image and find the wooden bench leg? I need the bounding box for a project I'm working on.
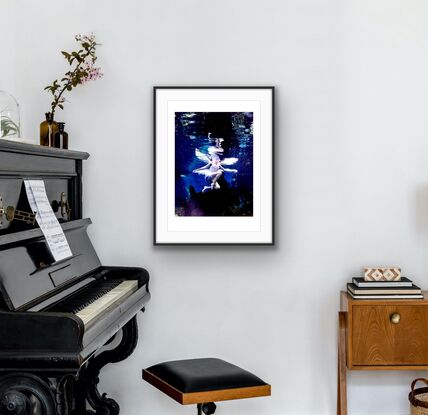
[337,311,347,415]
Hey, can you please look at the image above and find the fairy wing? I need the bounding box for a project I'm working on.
[220,157,238,166]
[195,148,210,163]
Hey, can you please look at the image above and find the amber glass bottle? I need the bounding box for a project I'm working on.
[53,122,68,149]
[40,112,59,147]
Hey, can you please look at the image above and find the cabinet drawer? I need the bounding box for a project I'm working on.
[352,305,428,366]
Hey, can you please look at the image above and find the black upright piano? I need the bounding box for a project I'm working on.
[0,141,150,415]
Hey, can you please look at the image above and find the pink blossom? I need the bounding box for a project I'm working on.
[80,59,103,84]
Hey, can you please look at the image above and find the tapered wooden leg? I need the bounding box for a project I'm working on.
[337,311,347,415]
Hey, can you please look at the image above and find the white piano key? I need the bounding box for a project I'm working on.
[76,280,138,326]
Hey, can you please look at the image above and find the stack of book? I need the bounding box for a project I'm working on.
[347,277,423,299]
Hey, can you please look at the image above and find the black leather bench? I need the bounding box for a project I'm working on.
[143,358,271,415]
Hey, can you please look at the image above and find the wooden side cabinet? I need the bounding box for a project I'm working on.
[338,291,428,415]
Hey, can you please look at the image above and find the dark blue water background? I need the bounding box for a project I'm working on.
[175,112,253,216]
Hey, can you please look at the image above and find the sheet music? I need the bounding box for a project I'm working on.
[24,180,72,261]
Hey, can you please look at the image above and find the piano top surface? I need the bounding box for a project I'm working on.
[0,139,89,160]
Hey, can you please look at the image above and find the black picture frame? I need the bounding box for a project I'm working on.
[154,86,275,245]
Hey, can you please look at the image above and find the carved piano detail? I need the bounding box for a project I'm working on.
[0,197,36,227]
[60,191,72,220]
[0,141,150,415]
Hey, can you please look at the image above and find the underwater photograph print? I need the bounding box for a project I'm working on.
[175,112,253,217]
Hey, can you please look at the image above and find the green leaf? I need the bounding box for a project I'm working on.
[73,51,83,62]
[1,116,20,138]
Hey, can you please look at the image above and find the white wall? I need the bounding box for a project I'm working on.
[0,1,16,100]
[4,0,428,413]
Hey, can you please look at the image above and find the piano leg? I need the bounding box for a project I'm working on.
[77,316,139,415]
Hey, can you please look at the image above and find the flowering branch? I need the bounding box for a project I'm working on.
[44,33,103,118]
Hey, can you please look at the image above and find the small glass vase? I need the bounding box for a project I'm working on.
[0,91,21,140]
[54,122,68,149]
[40,112,58,147]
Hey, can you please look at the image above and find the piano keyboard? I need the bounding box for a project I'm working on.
[76,280,138,326]
[49,279,139,327]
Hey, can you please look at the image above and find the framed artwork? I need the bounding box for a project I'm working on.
[154,87,274,245]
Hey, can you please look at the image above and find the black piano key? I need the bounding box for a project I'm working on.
[49,279,123,314]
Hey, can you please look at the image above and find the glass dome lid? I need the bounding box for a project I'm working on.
[0,91,21,139]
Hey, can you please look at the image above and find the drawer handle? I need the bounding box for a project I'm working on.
[390,313,401,324]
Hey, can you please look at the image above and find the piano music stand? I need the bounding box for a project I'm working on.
[143,358,270,414]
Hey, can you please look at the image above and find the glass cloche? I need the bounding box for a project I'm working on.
[0,91,21,139]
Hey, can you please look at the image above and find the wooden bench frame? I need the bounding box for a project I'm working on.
[143,369,271,405]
